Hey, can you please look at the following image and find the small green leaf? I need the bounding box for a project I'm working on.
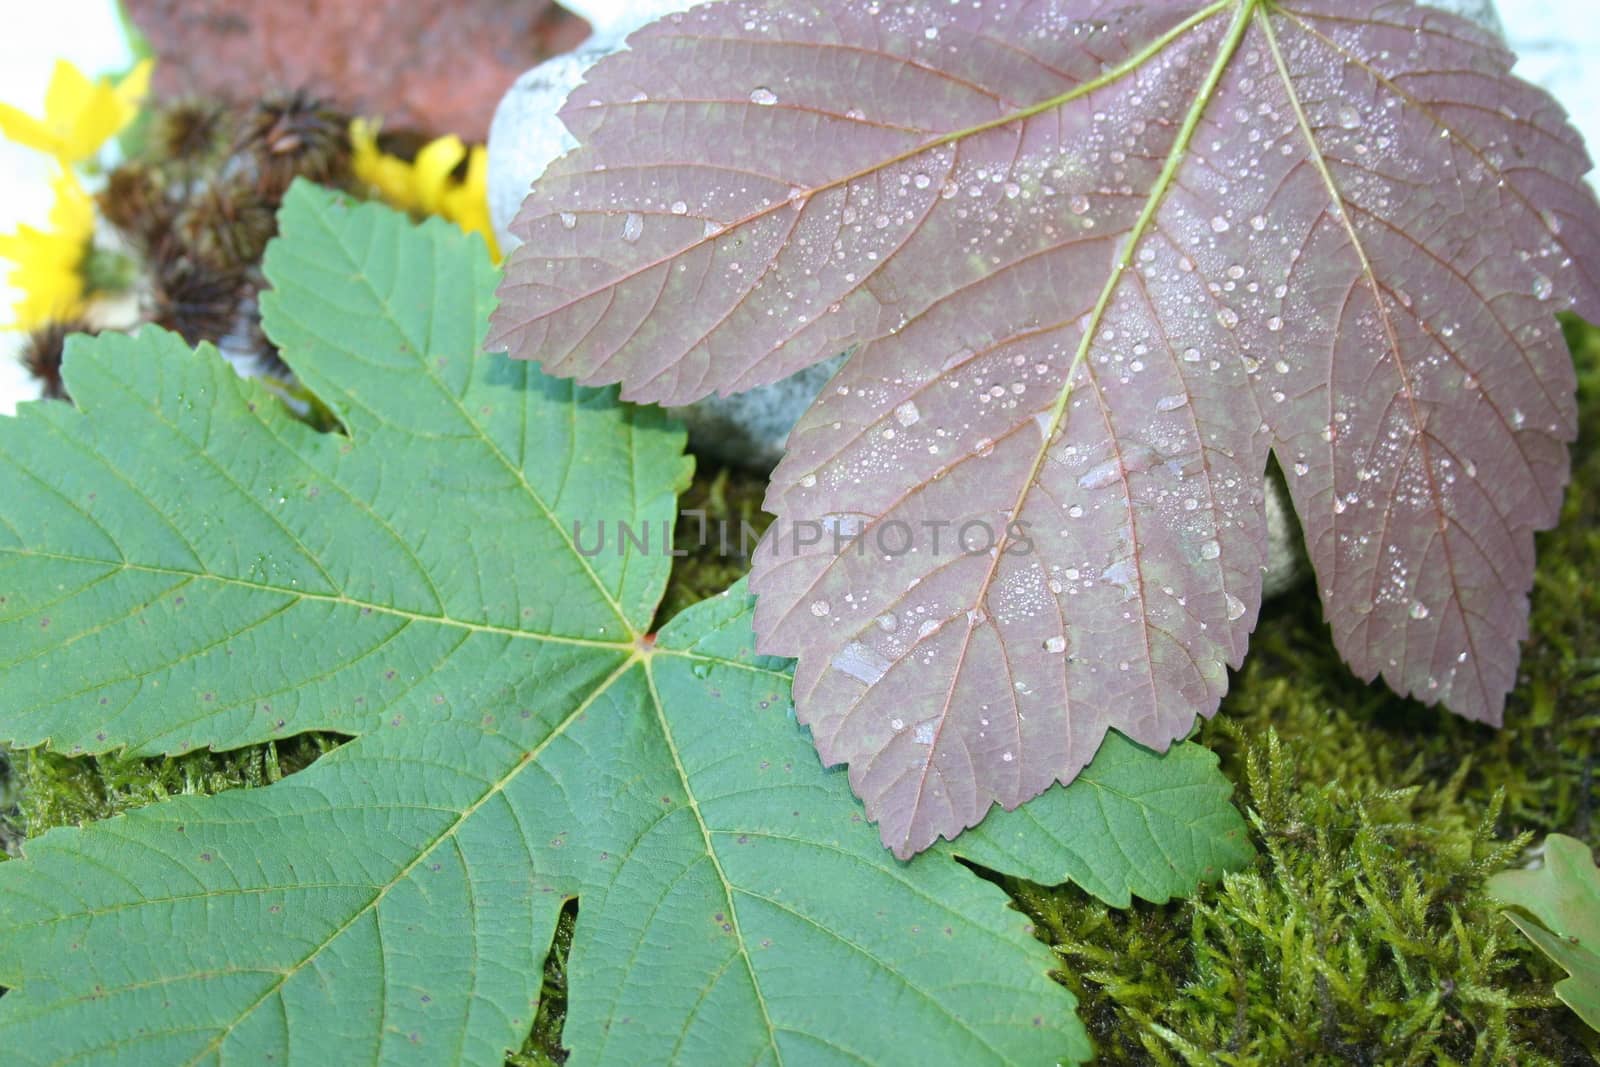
[954,733,1254,906]
[1488,834,1600,1031]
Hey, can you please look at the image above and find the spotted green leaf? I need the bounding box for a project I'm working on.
[0,183,1251,1065]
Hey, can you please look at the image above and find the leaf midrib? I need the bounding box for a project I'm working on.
[0,546,626,651]
[4,645,790,940]
[1257,7,1492,705]
[900,0,1261,851]
[638,656,786,1067]
[147,641,791,1066]
[630,652,1038,1064]
[170,649,641,1066]
[2,549,815,676]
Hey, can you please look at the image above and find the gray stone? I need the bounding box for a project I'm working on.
[487,47,608,252]
[671,353,848,471]
[487,0,698,253]
[486,0,1508,598]
[1262,474,1303,599]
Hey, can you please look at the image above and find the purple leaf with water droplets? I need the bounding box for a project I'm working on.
[490,0,1600,858]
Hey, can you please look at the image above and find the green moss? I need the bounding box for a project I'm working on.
[1000,315,1600,1065]
[1008,735,1593,1064]
[0,735,339,859]
[657,462,774,625]
[509,901,577,1067]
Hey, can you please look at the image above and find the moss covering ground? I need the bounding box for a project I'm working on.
[1,319,1596,1065]
[1002,316,1599,1065]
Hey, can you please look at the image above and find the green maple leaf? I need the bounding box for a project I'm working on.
[1488,834,1600,1032]
[0,184,1250,1065]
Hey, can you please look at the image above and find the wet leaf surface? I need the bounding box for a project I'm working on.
[491,0,1600,857]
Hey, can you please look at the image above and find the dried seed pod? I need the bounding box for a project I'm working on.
[155,98,230,163]
[238,90,350,200]
[176,180,276,269]
[148,250,244,346]
[97,163,176,253]
[21,319,92,402]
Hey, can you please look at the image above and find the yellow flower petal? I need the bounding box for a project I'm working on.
[0,168,93,330]
[348,117,500,260]
[51,169,95,244]
[442,147,500,262]
[459,144,489,199]
[0,222,87,330]
[350,118,417,212]
[412,135,466,215]
[42,59,96,134]
[66,59,154,161]
[1,58,154,164]
[0,102,58,156]
[48,60,121,162]
[115,59,153,112]
[349,116,381,165]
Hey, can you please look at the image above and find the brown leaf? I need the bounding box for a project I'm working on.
[126,0,592,140]
[489,0,1600,857]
